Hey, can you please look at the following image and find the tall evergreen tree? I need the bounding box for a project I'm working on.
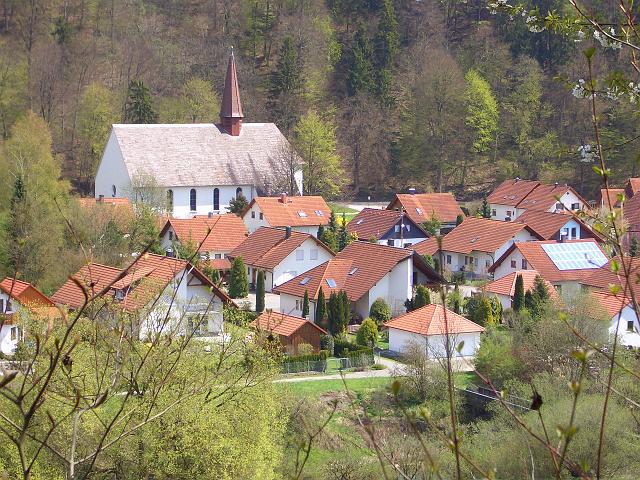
[346,23,375,96]
[338,212,349,251]
[328,210,338,234]
[124,80,158,124]
[6,175,27,274]
[255,270,265,313]
[374,0,399,69]
[317,224,325,240]
[228,192,249,216]
[481,197,492,218]
[327,291,339,335]
[302,289,310,318]
[413,285,431,309]
[269,35,304,132]
[228,257,249,299]
[339,290,350,332]
[513,274,525,312]
[316,286,327,325]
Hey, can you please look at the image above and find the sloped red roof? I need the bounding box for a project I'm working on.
[590,291,633,319]
[580,256,640,300]
[384,304,484,336]
[220,52,243,119]
[160,215,248,252]
[490,240,607,283]
[626,178,640,198]
[488,179,540,206]
[484,270,558,300]
[246,196,331,227]
[434,217,540,255]
[412,238,439,256]
[273,259,354,300]
[251,311,327,337]
[0,278,55,307]
[228,227,333,270]
[388,193,464,225]
[515,210,594,240]
[52,254,232,311]
[624,193,640,227]
[598,188,625,209]
[517,184,580,212]
[347,208,427,240]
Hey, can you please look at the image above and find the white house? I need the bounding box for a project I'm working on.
[591,292,640,348]
[274,242,445,322]
[413,217,542,279]
[241,194,331,236]
[228,227,334,293]
[384,304,484,357]
[490,239,609,298]
[94,53,301,218]
[387,192,465,233]
[52,254,234,339]
[347,208,430,247]
[0,278,57,355]
[488,178,588,221]
[484,270,559,310]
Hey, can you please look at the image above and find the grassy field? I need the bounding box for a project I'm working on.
[328,202,359,223]
[279,376,393,398]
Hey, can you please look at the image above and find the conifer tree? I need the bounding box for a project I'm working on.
[374,0,399,69]
[317,224,325,240]
[255,270,265,313]
[513,274,525,312]
[228,257,249,299]
[327,291,340,335]
[346,23,375,96]
[302,289,310,318]
[339,290,351,332]
[630,236,639,257]
[328,210,338,234]
[316,286,327,325]
[338,213,349,251]
[413,285,431,309]
[481,197,492,218]
[269,35,304,131]
[124,80,158,124]
[228,192,249,216]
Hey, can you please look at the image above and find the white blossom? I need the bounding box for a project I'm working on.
[525,15,545,33]
[594,28,622,50]
[575,30,585,43]
[628,82,640,104]
[572,79,587,98]
[605,86,622,101]
[578,144,598,163]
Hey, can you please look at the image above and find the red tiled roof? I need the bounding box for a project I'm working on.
[347,208,428,240]
[251,311,327,337]
[517,184,579,212]
[246,196,331,227]
[274,242,443,302]
[515,210,596,240]
[0,278,55,307]
[433,217,540,255]
[580,257,640,300]
[626,178,640,198]
[160,215,248,252]
[590,291,633,319]
[208,258,232,270]
[598,188,625,209]
[490,240,607,283]
[229,227,333,270]
[484,270,558,300]
[624,194,640,227]
[52,254,232,311]
[387,193,464,225]
[384,304,484,336]
[412,237,439,256]
[488,179,540,206]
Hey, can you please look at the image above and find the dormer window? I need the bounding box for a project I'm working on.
[114,289,126,301]
[315,210,324,216]
[298,211,307,217]
[416,208,422,215]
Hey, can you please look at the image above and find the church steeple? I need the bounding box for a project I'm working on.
[220,49,244,136]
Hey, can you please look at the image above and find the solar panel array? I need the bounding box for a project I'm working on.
[541,242,608,271]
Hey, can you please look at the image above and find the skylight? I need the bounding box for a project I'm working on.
[541,242,608,271]
[416,208,422,215]
[356,219,363,225]
[325,278,337,288]
[298,211,308,217]
[315,210,324,216]
[348,267,358,275]
[299,277,311,285]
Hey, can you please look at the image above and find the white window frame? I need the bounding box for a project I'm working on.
[296,249,304,261]
[310,248,318,260]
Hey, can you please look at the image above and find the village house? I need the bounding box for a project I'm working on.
[94,52,300,217]
[52,254,233,339]
[597,177,640,209]
[273,242,444,322]
[489,239,609,297]
[590,291,640,348]
[484,270,558,310]
[251,311,327,355]
[228,227,334,292]
[347,208,429,247]
[159,214,248,272]
[488,178,588,221]
[384,304,484,357]
[0,278,58,355]
[514,210,601,241]
[580,256,640,300]
[386,192,464,233]
[413,217,542,279]
[241,194,331,236]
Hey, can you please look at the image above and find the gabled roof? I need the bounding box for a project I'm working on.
[384,304,484,336]
[490,240,608,283]
[598,188,625,209]
[274,242,444,302]
[517,183,581,212]
[626,178,640,198]
[580,256,640,300]
[228,227,334,270]
[387,193,464,225]
[52,254,232,311]
[484,270,558,300]
[624,193,640,227]
[488,179,540,206]
[515,210,599,240]
[108,123,291,188]
[590,291,634,319]
[220,52,243,119]
[0,278,55,307]
[411,237,439,257]
[160,214,248,252]
[245,196,331,227]
[347,208,428,241]
[251,311,327,337]
[429,217,541,255]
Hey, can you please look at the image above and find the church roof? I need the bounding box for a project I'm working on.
[220,52,243,119]
[110,123,291,188]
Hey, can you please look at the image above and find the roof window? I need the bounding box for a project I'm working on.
[325,278,337,288]
[299,277,311,285]
[315,210,324,216]
[298,211,308,217]
[416,208,422,215]
[356,219,364,225]
[348,267,358,275]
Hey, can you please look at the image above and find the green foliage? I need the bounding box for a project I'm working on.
[465,295,494,326]
[229,257,249,299]
[422,212,441,236]
[129,203,162,255]
[356,317,378,347]
[630,236,639,257]
[256,270,265,313]
[202,262,221,285]
[369,297,391,326]
[525,275,550,320]
[182,78,219,122]
[124,79,158,124]
[0,47,27,139]
[447,284,463,314]
[327,290,349,336]
[302,289,310,318]
[328,210,338,234]
[413,285,431,309]
[464,69,498,154]
[320,334,334,356]
[270,35,305,131]
[337,212,350,251]
[513,274,525,312]
[346,23,375,97]
[474,327,524,388]
[316,286,327,325]
[456,214,464,225]
[374,0,399,69]
[228,191,249,216]
[481,197,491,218]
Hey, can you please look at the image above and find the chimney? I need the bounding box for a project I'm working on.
[208,211,213,218]
[279,193,287,204]
[166,247,175,258]
[515,177,520,182]
[560,234,567,243]
[285,226,292,239]
[220,49,244,136]
[407,187,416,195]
[98,195,104,202]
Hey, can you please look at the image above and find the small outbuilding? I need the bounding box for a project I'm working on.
[251,311,327,355]
[384,304,484,358]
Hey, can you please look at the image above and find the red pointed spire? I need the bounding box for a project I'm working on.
[220,49,244,136]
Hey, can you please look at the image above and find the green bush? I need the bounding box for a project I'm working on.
[333,336,354,356]
[356,318,378,347]
[474,328,523,388]
[228,257,248,298]
[320,334,334,356]
[369,298,391,326]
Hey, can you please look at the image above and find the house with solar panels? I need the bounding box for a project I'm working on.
[489,239,609,297]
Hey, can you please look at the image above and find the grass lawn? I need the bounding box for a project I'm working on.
[328,202,359,223]
[455,371,480,388]
[279,376,393,398]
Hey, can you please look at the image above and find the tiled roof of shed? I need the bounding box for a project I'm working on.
[384,304,484,336]
[160,214,248,252]
[251,311,327,337]
[248,196,331,227]
[388,193,464,225]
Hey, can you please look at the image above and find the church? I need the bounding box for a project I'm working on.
[94,52,300,218]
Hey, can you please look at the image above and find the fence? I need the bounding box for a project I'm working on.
[282,359,327,374]
[281,350,376,374]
